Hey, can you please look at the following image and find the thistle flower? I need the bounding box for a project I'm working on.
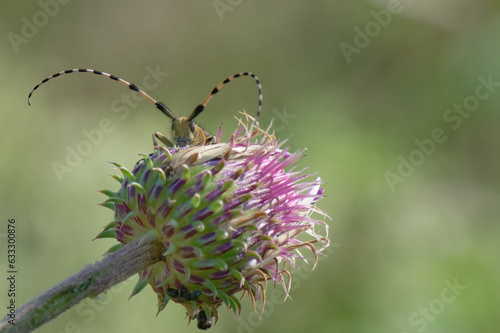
[97,115,330,329]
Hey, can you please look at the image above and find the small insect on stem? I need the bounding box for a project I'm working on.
[195,309,212,330]
[28,69,263,148]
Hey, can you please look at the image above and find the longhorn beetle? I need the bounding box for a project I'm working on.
[28,69,262,147]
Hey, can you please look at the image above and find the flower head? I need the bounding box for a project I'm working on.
[97,115,329,329]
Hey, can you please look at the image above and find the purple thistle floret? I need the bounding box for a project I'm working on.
[97,115,329,329]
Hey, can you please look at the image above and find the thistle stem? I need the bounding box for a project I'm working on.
[0,235,164,333]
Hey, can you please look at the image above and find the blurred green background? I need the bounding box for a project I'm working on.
[1,1,500,332]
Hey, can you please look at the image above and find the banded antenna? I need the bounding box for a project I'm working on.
[28,69,263,125]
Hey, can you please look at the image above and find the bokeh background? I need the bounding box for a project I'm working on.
[1,1,500,332]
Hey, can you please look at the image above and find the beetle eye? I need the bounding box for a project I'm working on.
[189,123,196,133]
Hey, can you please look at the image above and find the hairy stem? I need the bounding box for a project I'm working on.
[0,234,164,333]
